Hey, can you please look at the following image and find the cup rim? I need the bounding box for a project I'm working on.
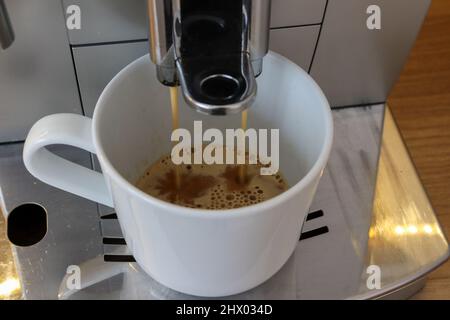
[92,52,334,219]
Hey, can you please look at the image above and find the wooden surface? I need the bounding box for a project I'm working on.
[388,0,450,300]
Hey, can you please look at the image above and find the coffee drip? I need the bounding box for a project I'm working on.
[169,87,181,190]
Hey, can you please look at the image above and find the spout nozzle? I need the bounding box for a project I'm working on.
[176,53,257,115]
[156,65,178,87]
[200,74,241,101]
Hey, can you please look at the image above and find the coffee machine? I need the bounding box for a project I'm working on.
[0,0,448,300]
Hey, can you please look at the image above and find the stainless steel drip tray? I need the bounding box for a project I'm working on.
[0,104,448,299]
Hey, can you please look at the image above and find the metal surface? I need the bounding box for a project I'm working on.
[0,209,21,299]
[72,42,149,117]
[310,0,432,107]
[169,0,272,70]
[147,0,176,85]
[176,53,257,115]
[0,0,14,49]
[1,104,446,299]
[269,25,320,71]
[0,0,82,142]
[270,0,326,28]
[0,145,102,299]
[64,0,327,46]
[353,108,449,299]
[62,0,148,45]
[249,0,272,66]
[376,278,426,300]
[73,25,319,121]
[150,0,270,114]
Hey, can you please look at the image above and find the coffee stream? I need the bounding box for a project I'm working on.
[135,88,288,210]
[169,87,181,190]
[239,109,248,184]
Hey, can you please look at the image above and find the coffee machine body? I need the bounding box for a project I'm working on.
[0,0,432,143]
[1,0,448,300]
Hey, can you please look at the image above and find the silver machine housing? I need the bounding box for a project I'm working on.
[147,0,271,115]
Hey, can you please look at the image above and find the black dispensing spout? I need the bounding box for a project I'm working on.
[148,0,271,115]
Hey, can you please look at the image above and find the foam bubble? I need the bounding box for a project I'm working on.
[136,152,288,210]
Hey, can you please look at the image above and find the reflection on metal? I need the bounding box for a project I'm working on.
[0,216,22,299]
[0,144,100,300]
[0,278,21,298]
[356,107,449,299]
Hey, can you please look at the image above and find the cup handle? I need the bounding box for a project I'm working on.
[23,113,113,207]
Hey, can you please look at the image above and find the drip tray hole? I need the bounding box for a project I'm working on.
[7,203,47,247]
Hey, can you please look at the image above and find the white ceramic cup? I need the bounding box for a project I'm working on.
[23,52,333,297]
